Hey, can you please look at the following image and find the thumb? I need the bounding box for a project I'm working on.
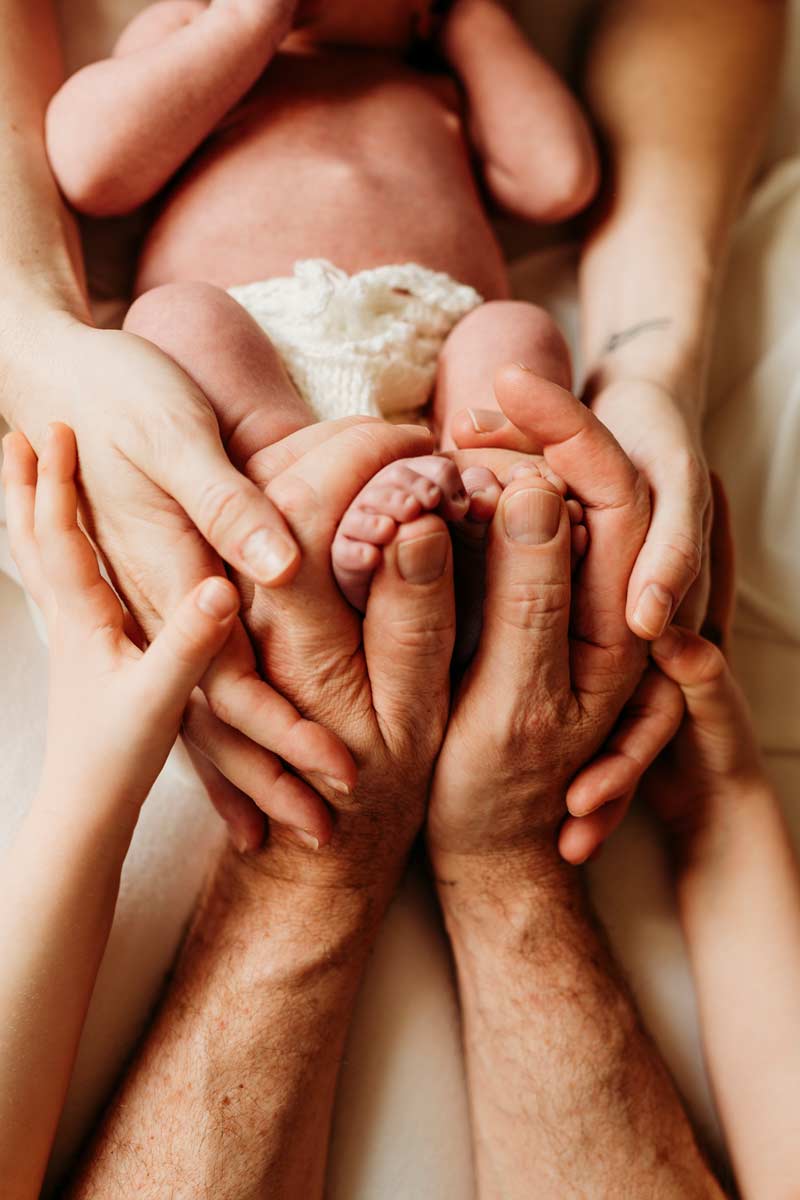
[364,513,455,758]
[159,427,302,588]
[471,473,572,702]
[141,577,239,717]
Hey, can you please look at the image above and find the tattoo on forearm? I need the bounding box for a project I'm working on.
[604,318,672,354]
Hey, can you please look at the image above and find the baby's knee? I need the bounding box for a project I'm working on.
[125,280,227,340]
[449,300,572,390]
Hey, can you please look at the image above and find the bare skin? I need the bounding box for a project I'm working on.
[45,0,598,615]
[65,396,718,1200]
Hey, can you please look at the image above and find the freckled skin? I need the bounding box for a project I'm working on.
[136,45,510,298]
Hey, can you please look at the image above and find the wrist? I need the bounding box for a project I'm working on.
[667,774,777,879]
[193,842,399,983]
[0,305,90,430]
[24,785,138,876]
[431,842,580,955]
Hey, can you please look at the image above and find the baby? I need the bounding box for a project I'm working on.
[45,0,598,611]
[3,429,798,1197]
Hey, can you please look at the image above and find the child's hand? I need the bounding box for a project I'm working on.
[2,424,240,818]
[644,626,766,845]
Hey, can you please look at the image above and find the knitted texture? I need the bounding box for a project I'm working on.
[228,260,482,421]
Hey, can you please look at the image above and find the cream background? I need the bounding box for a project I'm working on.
[0,2,797,1193]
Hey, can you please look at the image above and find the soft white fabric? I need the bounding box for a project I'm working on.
[228,260,481,421]
[0,1,796,1194]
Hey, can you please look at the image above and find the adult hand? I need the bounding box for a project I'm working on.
[428,364,651,865]
[587,377,713,638]
[450,372,712,642]
[235,416,457,883]
[4,313,355,850]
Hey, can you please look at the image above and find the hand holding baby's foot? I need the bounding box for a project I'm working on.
[332,455,474,612]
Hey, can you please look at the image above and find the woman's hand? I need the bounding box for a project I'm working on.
[560,473,733,863]
[587,377,713,638]
[427,364,651,866]
[4,313,355,849]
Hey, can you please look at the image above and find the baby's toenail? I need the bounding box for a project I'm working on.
[510,463,540,480]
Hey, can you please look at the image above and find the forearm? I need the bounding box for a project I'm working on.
[0,796,135,1200]
[434,851,722,1198]
[580,0,786,404]
[674,784,800,1198]
[67,846,398,1199]
[0,0,89,390]
[46,4,287,217]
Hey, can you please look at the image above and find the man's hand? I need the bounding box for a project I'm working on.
[425,367,721,1199]
[239,416,457,881]
[67,416,457,1200]
[429,364,650,862]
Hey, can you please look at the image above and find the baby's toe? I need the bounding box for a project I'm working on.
[403,455,469,521]
[338,506,397,546]
[332,531,383,613]
[461,466,503,526]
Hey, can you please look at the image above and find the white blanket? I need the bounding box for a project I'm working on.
[1,2,798,1192]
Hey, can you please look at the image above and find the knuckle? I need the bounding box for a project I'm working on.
[663,531,703,582]
[696,639,726,683]
[196,479,247,544]
[495,578,570,633]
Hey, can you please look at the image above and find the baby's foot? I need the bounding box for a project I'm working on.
[332,456,473,612]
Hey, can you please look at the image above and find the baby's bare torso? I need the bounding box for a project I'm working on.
[135,43,509,299]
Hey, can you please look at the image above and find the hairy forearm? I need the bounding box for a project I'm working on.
[0,0,88,368]
[580,0,786,402]
[435,852,722,1198]
[46,4,286,218]
[0,797,135,1200]
[673,784,800,1198]
[67,846,398,1200]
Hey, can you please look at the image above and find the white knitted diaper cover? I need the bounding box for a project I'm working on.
[228,260,482,422]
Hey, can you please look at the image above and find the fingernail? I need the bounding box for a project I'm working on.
[467,409,506,434]
[503,488,562,544]
[652,625,683,659]
[288,828,320,851]
[632,583,673,638]
[397,531,449,583]
[196,578,238,619]
[319,773,351,796]
[241,529,298,584]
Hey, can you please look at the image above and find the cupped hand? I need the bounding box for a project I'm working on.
[588,377,712,639]
[6,314,355,850]
[561,473,738,861]
[233,418,458,884]
[427,364,651,866]
[451,373,713,641]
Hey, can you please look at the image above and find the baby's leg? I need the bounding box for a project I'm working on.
[127,284,472,614]
[124,282,314,469]
[436,299,572,455]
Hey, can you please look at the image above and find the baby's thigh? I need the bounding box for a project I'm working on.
[435,299,572,419]
[124,282,314,462]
